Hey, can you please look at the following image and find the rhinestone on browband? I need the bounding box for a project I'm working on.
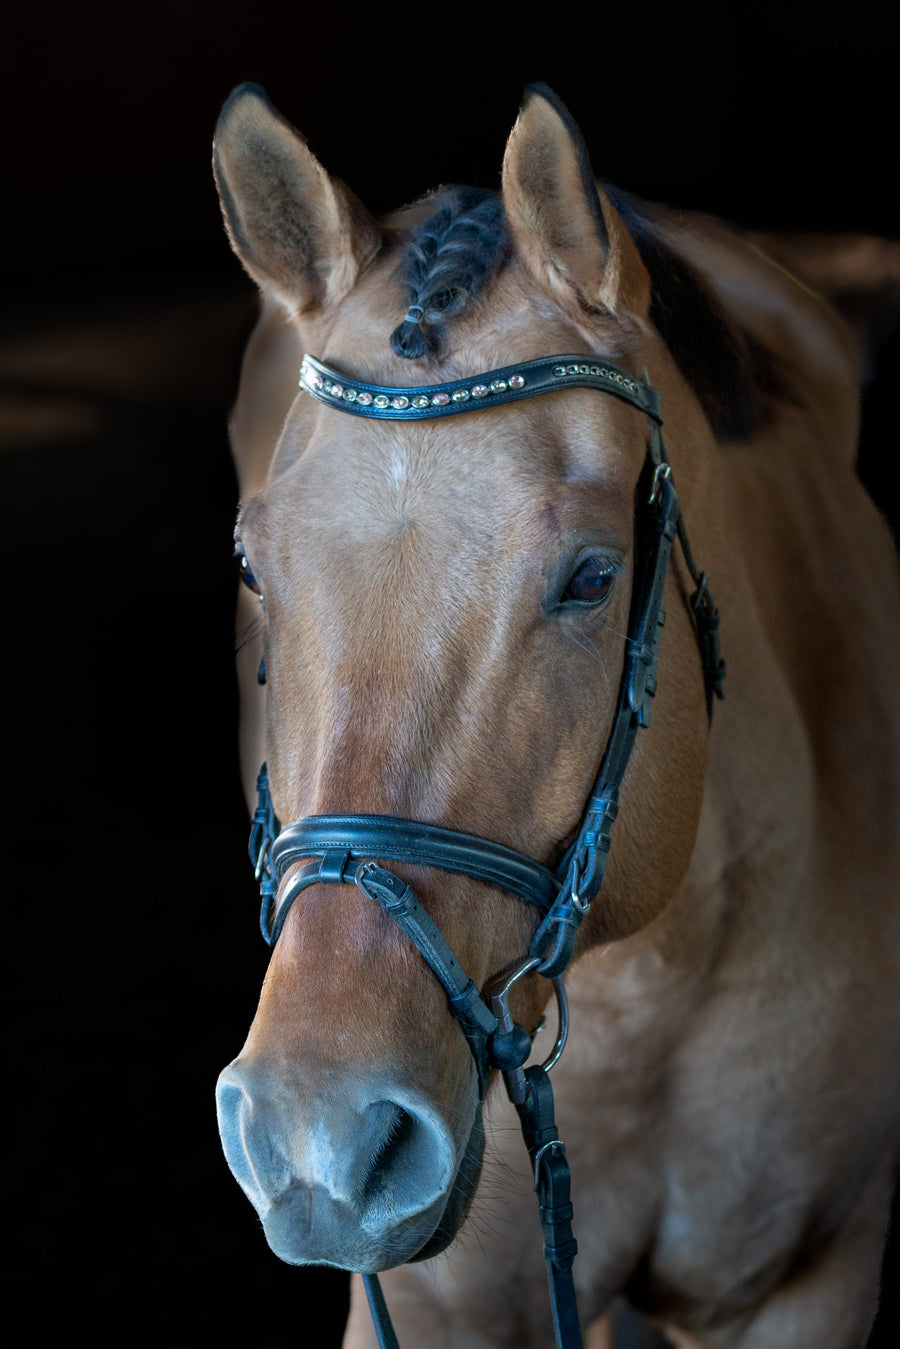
[299,359,526,409]
[552,362,640,395]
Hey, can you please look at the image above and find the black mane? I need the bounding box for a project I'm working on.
[390,188,509,361]
[608,187,789,441]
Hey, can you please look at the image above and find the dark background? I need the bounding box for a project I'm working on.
[4,4,898,1345]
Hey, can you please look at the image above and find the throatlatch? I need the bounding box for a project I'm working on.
[246,353,724,1349]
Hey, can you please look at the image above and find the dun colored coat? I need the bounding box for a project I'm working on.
[213,82,900,1348]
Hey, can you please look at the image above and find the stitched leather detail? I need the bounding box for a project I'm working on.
[271,815,560,910]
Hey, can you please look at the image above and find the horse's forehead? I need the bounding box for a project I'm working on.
[317,250,630,387]
[269,389,640,557]
[260,264,648,571]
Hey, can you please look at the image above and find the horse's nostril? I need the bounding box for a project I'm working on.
[360,1102,453,1220]
[362,1106,414,1196]
[215,1069,285,1212]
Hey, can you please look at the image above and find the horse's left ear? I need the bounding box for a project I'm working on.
[502,84,651,319]
[213,83,382,315]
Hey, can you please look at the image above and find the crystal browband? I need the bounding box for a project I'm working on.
[298,353,663,423]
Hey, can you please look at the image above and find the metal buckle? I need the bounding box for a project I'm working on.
[254,836,271,883]
[532,1138,567,1192]
[568,857,591,916]
[649,460,672,505]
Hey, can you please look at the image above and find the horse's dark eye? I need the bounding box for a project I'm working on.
[237,550,262,597]
[563,558,617,608]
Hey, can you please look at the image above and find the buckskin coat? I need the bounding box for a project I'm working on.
[213,83,900,1349]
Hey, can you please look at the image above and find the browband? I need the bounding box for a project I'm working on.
[299,353,662,423]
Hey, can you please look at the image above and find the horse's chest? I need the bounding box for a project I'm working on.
[547,951,876,1312]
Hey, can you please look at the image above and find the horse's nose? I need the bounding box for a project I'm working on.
[215,1058,462,1269]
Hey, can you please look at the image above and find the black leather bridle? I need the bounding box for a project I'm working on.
[245,353,725,1349]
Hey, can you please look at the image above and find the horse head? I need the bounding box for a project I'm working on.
[213,83,714,1275]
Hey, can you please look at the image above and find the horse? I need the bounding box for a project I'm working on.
[212,81,900,1348]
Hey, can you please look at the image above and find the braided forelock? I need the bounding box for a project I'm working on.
[390,187,509,359]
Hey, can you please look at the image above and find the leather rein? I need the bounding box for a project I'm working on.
[246,353,725,1349]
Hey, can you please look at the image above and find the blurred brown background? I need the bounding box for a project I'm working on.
[4,4,897,1345]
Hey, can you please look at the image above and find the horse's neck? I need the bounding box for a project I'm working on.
[643,213,900,979]
[663,208,863,445]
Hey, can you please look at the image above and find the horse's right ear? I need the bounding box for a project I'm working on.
[501,84,651,320]
[213,84,382,316]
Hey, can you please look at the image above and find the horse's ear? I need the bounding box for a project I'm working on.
[213,83,382,315]
[501,84,651,319]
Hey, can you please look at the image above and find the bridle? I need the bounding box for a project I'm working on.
[245,352,725,1349]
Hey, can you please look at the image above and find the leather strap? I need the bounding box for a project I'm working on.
[528,434,683,977]
[299,353,662,424]
[363,1274,401,1349]
[516,1066,583,1348]
[266,815,561,947]
[354,863,499,1086]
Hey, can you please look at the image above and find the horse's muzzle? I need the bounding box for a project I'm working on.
[215,1057,478,1271]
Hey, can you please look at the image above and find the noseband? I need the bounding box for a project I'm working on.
[247,353,725,1349]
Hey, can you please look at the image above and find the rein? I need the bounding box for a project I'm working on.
[247,353,724,1349]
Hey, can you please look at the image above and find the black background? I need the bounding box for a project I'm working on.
[4,4,898,1345]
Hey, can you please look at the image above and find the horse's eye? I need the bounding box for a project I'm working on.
[562,557,617,608]
[237,549,262,597]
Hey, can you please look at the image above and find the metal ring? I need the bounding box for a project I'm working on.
[489,956,541,1023]
[541,977,570,1074]
[487,955,569,1074]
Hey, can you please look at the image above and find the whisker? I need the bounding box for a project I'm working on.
[567,631,610,686]
[582,632,610,677]
[235,613,266,655]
